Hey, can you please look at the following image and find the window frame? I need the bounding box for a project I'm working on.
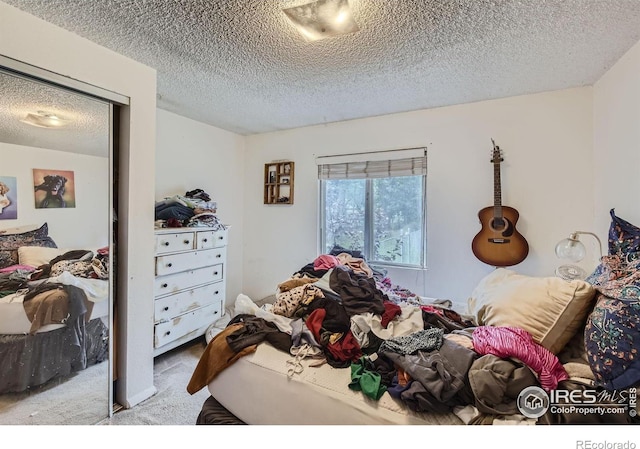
[318,174,427,269]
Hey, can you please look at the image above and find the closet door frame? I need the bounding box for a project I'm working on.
[0,54,128,419]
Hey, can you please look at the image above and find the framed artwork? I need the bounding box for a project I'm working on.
[0,176,17,220]
[33,169,76,209]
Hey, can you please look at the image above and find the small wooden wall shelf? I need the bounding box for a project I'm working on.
[264,161,294,205]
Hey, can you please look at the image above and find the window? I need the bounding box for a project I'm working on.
[318,149,427,268]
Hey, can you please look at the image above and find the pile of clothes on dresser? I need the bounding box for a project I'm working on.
[154,188,225,230]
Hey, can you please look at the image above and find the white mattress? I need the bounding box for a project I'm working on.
[0,273,109,335]
[208,341,464,425]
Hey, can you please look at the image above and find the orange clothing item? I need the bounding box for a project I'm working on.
[187,323,257,394]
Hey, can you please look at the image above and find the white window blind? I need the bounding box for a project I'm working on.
[316,148,427,180]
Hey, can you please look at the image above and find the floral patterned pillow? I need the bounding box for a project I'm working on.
[586,216,640,390]
[608,209,640,257]
[0,223,57,268]
[0,251,14,269]
[584,291,640,390]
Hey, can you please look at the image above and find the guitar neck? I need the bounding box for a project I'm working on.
[493,159,502,218]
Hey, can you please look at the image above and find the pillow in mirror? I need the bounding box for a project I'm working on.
[0,223,57,268]
[18,246,69,268]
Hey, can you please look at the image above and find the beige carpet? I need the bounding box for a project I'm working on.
[104,338,210,426]
[0,338,209,426]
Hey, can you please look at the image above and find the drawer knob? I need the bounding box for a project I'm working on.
[215,291,219,295]
[214,310,218,315]
[203,238,208,243]
[165,331,171,336]
[218,236,224,240]
[184,240,190,244]
[161,283,168,288]
[167,263,173,267]
[216,254,221,258]
[214,271,219,275]
[163,242,170,246]
[164,306,169,311]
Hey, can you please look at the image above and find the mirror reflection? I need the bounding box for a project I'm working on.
[0,68,112,425]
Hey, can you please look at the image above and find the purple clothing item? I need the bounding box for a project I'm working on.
[313,254,339,271]
[472,326,569,392]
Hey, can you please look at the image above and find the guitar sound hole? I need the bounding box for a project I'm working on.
[491,218,506,231]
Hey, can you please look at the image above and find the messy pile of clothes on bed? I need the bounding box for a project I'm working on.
[188,245,637,425]
[0,226,110,393]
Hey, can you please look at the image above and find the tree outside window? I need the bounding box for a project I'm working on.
[322,175,425,267]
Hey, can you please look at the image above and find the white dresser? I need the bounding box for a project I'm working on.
[153,226,228,357]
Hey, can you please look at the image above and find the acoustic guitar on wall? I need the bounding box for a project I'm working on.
[471,139,529,267]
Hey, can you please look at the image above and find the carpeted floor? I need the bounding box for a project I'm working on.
[0,338,209,426]
[104,338,210,426]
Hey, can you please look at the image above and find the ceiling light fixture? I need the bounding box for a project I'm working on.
[20,110,70,129]
[283,0,359,42]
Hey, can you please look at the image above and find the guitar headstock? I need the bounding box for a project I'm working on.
[491,138,503,164]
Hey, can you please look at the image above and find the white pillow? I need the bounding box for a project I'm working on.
[467,268,597,354]
[18,246,68,267]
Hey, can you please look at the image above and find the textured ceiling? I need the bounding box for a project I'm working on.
[3,0,640,136]
[0,69,110,157]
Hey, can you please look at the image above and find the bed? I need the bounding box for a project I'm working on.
[0,223,110,394]
[189,212,640,426]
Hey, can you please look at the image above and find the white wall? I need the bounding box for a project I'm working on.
[155,109,245,303]
[244,87,595,308]
[1,143,109,249]
[0,2,157,408]
[593,39,640,241]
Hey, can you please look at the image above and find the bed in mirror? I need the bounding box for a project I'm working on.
[0,65,114,425]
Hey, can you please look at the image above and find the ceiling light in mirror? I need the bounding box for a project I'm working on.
[20,110,70,128]
[283,0,359,42]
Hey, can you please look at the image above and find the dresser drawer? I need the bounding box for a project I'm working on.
[155,231,196,255]
[154,302,223,348]
[196,228,228,250]
[155,247,226,276]
[154,263,223,296]
[154,282,225,322]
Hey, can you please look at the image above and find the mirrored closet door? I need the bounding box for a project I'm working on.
[0,62,114,425]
